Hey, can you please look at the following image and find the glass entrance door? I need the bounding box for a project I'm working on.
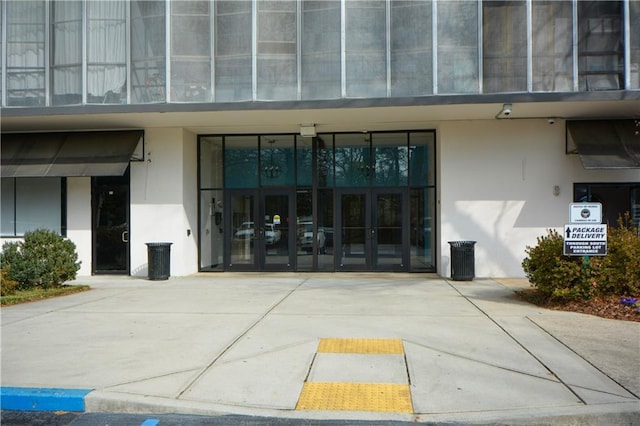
[226,189,294,271]
[92,172,130,274]
[262,190,294,270]
[336,189,407,271]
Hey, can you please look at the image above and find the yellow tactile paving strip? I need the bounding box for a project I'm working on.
[296,338,413,413]
[296,382,413,413]
[317,338,404,354]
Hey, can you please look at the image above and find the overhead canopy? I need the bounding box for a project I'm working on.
[1,130,144,177]
[567,119,640,169]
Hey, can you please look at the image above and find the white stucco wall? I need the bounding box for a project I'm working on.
[130,128,198,277]
[438,119,640,278]
[66,177,92,276]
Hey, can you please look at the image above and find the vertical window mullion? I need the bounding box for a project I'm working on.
[125,0,131,104]
[432,0,438,94]
[82,0,87,104]
[478,0,483,93]
[13,178,17,236]
[252,0,257,101]
[2,0,7,107]
[45,0,50,106]
[165,0,170,102]
[385,0,391,97]
[296,0,301,100]
[572,0,578,92]
[526,0,532,92]
[210,0,215,101]
[624,0,631,89]
[340,0,346,98]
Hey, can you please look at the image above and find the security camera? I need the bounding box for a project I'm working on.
[548,118,555,125]
[502,104,512,117]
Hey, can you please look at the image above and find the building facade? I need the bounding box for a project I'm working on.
[1,0,639,278]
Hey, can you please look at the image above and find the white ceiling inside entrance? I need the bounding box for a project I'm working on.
[2,99,639,134]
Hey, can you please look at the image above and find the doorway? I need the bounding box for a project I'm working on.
[336,189,408,271]
[226,189,295,271]
[92,171,130,274]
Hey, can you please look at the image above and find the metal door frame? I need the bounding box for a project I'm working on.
[335,188,408,272]
[91,170,130,275]
[224,188,295,271]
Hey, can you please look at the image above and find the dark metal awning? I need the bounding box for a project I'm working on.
[1,130,144,177]
[566,119,640,169]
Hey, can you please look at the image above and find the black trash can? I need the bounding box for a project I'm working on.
[146,242,172,280]
[449,241,476,281]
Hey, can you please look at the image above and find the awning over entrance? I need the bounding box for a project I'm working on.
[567,119,640,169]
[1,130,144,177]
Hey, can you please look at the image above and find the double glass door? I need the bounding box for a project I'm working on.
[226,189,294,271]
[336,189,407,271]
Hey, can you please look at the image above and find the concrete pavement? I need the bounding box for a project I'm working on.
[1,274,639,424]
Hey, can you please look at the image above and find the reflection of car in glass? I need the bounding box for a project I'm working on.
[234,222,255,240]
[298,222,326,253]
[265,223,281,245]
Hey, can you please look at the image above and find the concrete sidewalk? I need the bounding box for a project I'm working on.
[1,274,638,424]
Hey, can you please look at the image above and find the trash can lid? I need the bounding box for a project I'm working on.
[448,241,476,247]
[146,242,173,247]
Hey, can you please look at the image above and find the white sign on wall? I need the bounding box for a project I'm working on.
[570,203,602,224]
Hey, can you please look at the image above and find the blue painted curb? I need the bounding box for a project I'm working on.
[0,387,92,412]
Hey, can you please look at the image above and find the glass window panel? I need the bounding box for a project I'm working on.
[7,178,63,236]
[296,189,313,271]
[225,136,258,188]
[437,0,479,94]
[260,135,295,187]
[0,3,3,104]
[51,1,82,105]
[215,0,252,101]
[200,136,224,188]
[200,190,224,271]
[532,1,573,92]
[372,133,408,187]
[171,1,211,102]
[1,179,16,236]
[317,189,334,270]
[391,1,432,96]
[257,0,297,100]
[296,136,313,186]
[335,133,371,187]
[578,1,623,91]
[171,61,211,102]
[301,1,341,100]
[482,1,527,93]
[87,1,127,103]
[6,0,46,106]
[316,134,334,187]
[409,132,435,186]
[410,187,435,271]
[345,1,386,97]
[631,1,640,89]
[131,0,166,103]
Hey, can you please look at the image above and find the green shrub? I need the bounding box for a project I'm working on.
[588,214,640,296]
[1,266,19,296]
[522,214,640,303]
[522,229,589,302]
[0,229,81,290]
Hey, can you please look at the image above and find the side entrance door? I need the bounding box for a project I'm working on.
[336,189,407,271]
[92,172,130,274]
[225,189,295,271]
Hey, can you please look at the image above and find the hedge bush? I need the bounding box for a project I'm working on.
[522,214,640,303]
[1,229,81,292]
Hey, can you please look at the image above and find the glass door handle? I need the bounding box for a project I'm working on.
[121,230,129,243]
